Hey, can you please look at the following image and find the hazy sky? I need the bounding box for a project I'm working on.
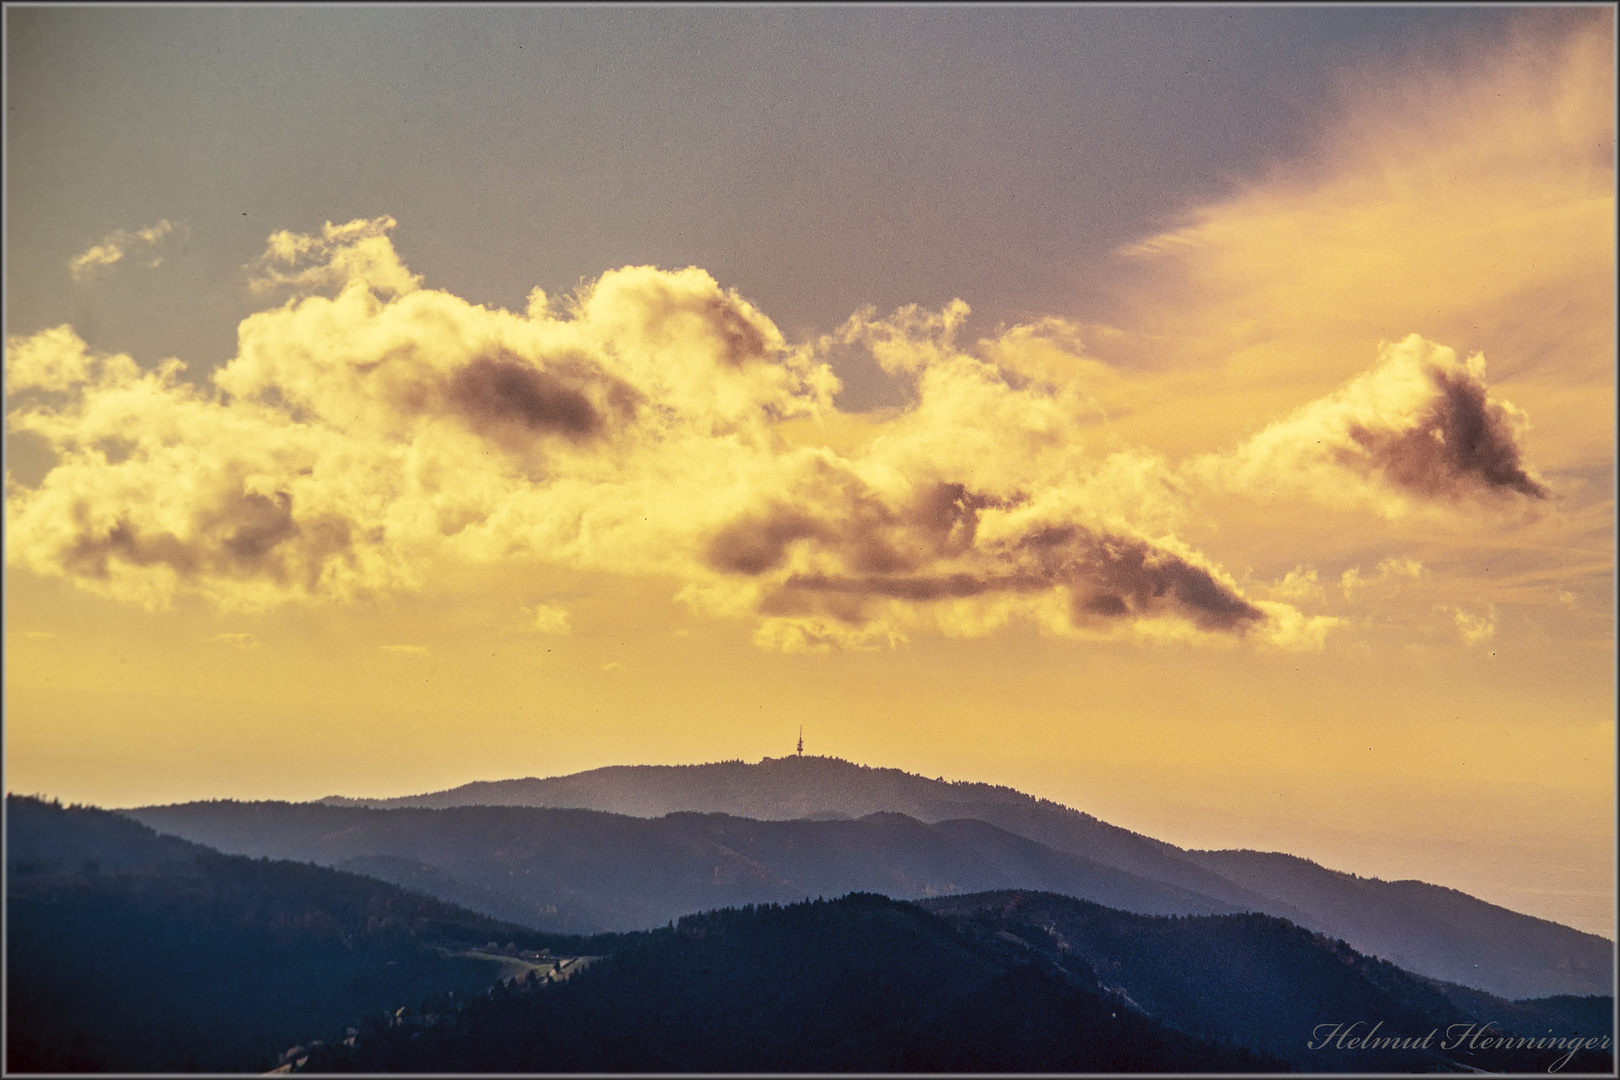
[5,6,1614,936]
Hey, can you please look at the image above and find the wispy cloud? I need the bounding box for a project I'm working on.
[1106,15,1613,476]
[380,644,429,657]
[532,604,572,635]
[1451,605,1498,647]
[247,215,419,297]
[1342,558,1425,603]
[68,220,184,282]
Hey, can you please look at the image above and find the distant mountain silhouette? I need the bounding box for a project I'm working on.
[317,756,1278,911]
[125,802,1243,935]
[6,796,609,1073]
[1184,848,1615,1001]
[301,890,1613,1074]
[303,755,1613,999]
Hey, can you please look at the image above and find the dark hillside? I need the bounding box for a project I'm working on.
[5,796,610,1072]
[297,893,1279,1073]
[7,793,201,873]
[920,890,1614,1073]
[1429,984,1615,1047]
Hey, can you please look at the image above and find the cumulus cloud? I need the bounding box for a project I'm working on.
[5,210,1561,654]
[381,644,429,657]
[68,220,183,281]
[1267,567,1326,604]
[6,325,99,393]
[7,217,1328,651]
[209,632,260,650]
[1191,335,1549,516]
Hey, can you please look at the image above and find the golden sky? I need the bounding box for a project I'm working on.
[5,10,1614,935]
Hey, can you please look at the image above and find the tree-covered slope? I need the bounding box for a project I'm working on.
[5,796,613,1073]
[300,889,1612,1074]
[920,889,1615,1073]
[297,892,1279,1073]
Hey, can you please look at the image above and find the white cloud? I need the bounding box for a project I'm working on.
[5,325,99,393]
[1377,557,1424,581]
[6,212,1566,655]
[247,215,420,297]
[1268,567,1326,604]
[1451,606,1497,646]
[68,220,183,281]
[532,603,572,635]
[1189,335,1548,518]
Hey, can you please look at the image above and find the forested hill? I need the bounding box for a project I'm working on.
[299,890,1614,1074]
[5,796,614,1073]
[9,790,204,872]
[297,892,1280,1073]
[919,890,1615,1072]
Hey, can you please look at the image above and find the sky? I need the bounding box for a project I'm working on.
[4,6,1615,936]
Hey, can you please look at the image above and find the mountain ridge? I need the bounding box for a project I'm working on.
[317,756,1286,914]
[125,801,1251,934]
[294,753,1613,1000]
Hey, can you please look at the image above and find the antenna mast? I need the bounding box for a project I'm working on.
[797,725,803,756]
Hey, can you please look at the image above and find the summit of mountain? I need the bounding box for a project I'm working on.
[317,755,1277,914]
[322,755,1057,822]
